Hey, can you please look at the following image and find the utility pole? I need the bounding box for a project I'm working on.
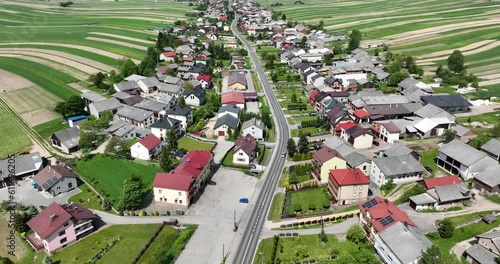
[222,244,225,260]
[234,210,237,229]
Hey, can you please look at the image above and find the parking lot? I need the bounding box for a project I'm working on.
[176,167,259,264]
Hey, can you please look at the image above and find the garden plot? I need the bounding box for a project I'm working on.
[21,108,57,127]
[0,68,33,92]
[0,85,59,114]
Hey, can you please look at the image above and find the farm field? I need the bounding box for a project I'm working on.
[0,102,32,159]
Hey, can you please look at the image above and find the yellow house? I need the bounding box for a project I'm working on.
[228,73,247,90]
[312,147,348,184]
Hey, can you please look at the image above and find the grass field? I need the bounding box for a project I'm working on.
[138,226,197,264]
[67,182,106,212]
[0,86,60,120]
[0,104,32,159]
[268,193,285,221]
[287,187,331,214]
[0,212,32,262]
[33,118,69,139]
[73,155,162,205]
[178,136,214,151]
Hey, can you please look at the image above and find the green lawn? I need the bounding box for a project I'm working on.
[290,127,327,137]
[178,136,214,151]
[444,211,493,227]
[68,182,108,213]
[261,146,272,165]
[33,117,69,140]
[137,226,197,264]
[418,148,450,177]
[268,193,285,221]
[50,224,161,264]
[484,194,500,204]
[456,111,500,125]
[288,187,332,214]
[221,148,247,168]
[0,104,32,159]
[73,155,162,205]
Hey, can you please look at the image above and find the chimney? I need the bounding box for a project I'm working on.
[49,214,58,222]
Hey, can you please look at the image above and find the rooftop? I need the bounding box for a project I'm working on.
[52,127,80,149]
[234,134,257,156]
[33,165,76,190]
[378,222,432,264]
[228,72,247,86]
[117,106,154,122]
[241,118,264,131]
[214,114,239,129]
[90,97,123,113]
[221,90,245,105]
[329,168,370,186]
[0,152,42,179]
[439,139,491,167]
[136,134,162,150]
[373,154,425,177]
[134,99,168,113]
[481,138,500,157]
[313,147,344,165]
[359,197,416,232]
[421,94,472,108]
[423,175,461,189]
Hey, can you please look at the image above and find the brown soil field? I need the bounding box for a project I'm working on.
[0,68,34,92]
[21,108,56,126]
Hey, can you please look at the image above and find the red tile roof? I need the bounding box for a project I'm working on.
[337,122,358,131]
[183,57,194,62]
[353,109,370,118]
[138,134,162,150]
[423,175,461,189]
[196,56,211,61]
[313,147,344,165]
[221,91,245,105]
[61,203,95,220]
[359,197,415,233]
[381,122,401,133]
[162,51,176,57]
[197,74,212,83]
[27,202,72,239]
[309,90,320,101]
[234,134,257,156]
[152,172,192,191]
[329,168,370,186]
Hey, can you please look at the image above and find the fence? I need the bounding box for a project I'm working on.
[131,221,168,264]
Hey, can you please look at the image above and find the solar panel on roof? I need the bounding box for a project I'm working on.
[42,183,49,189]
[362,199,379,209]
[46,179,54,186]
[380,216,395,227]
[51,176,58,182]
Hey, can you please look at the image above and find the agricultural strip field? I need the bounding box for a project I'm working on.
[0,103,32,159]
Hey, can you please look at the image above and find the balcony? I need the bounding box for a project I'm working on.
[74,219,92,229]
[26,233,44,251]
[75,225,94,237]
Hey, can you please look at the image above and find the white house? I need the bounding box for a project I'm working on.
[379,122,401,144]
[242,118,264,141]
[150,117,181,141]
[130,134,163,160]
[182,87,205,106]
[232,135,258,165]
[339,123,373,149]
[217,105,240,119]
[33,165,78,197]
[137,77,160,94]
[165,106,193,131]
[370,154,426,187]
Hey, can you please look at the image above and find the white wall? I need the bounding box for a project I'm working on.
[130,143,151,160]
[184,94,201,106]
[233,149,250,165]
[49,177,77,196]
[242,126,263,140]
[374,236,403,264]
[353,134,373,149]
[370,162,385,187]
[153,187,189,208]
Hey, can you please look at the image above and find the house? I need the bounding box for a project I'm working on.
[116,106,155,128]
[158,83,184,98]
[152,150,213,209]
[451,124,476,143]
[113,81,141,94]
[227,72,247,90]
[325,107,352,132]
[213,114,239,137]
[26,202,96,254]
[182,87,206,106]
[133,99,170,118]
[465,230,500,264]
[233,134,258,165]
[51,127,80,154]
[378,122,401,143]
[422,175,462,189]
[137,77,160,94]
[88,98,123,118]
[409,181,472,211]
[481,139,500,161]
[322,136,372,175]
[339,123,373,149]
[165,106,193,131]
[421,94,472,113]
[328,168,370,206]
[130,134,163,160]
[112,92,143,106]
[33,165,77,196]
[398,78,433,94]
[217,105,240,119]
[370,154,426,187]
[67,115,87,128]
[242,118,265,141]
[105,122,136,140]
[473,166,500,194]
[475,230,500,255]
[312,147,348,184]
[0,152,43,188]
[437,139,497,180]
[221,90,246,109]
[80,91,106,111]
[160,51,176,62]
[375,222,432,264]
[380,142,420,161]
[413,117,454,138]
[359,197,416,241]
[196,75,212,89]
[150,117,181,141]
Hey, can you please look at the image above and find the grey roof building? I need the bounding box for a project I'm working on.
[214,114,239,129]
[0,152,43,182]
[218,104,241,116]
[158,83,183,96]
[116,106,154,123]
[382,142,419,160]
[88,97,123,118]
[80,91,106,104]
[105,122,136,138]
[133,99,169,114]
[150,117,180,129]
[432,183,472,203]
[473,166,500,193]
[481,138,500,161]
[421,94,472,113]
[51,127,80,154]
[242,118,264,130]
[466,244,497,264]
[112,91,133,100]
[452,124,473,137]
[113,81,140,92]
[165,106,192,117]
[377,222,432,264]
[373,154,425,177]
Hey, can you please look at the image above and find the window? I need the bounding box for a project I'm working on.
[63,222,69,227]
[359,186,363,190]
[179,200,182,204]
[60,238,67,244]
[160,197,163,202]
[353,186,357,190]
[239,152,243,156]
[159,189,162,194]
[363,165,367,170]
[57,186,60,190]
[353,193,356,197]
[178,192,182,196]
[58,230,66,236]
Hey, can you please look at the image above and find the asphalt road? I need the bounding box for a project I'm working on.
[230,14,290,264]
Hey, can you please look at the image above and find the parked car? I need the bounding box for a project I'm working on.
[372,141,380,146]
[425,166,433,173]
[239,198,249,203]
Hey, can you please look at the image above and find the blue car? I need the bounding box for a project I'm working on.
[32,182,39,189]
[239,198,249,204]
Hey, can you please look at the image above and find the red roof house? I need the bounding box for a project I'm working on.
[422,175,461,189]
[336,122,358,132]
[138,134,162,150]
[313,147,344,165]
[233,135,258,165]
[26,202,96,253]
[197,74,213,88]
[328,168,370,205]
[221,90,245,108]
[329,168,370,186]
[353,109,370,119]
[359,197,416,239]
[131,134,163,160]
[309,90,320,102]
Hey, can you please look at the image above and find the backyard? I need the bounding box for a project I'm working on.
[178,136,214,151]
[285,187,332,215]
[72,155,162,205]
[33,118,69,140]
[67,182,107,213]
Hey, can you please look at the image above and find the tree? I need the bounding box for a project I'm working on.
[261,112,272,129]
[166,129,178,153]
[318,229,328,242]
[0,257,14,264]
[14,212,32,233]
[346,225,366,244]
[287,138,297,157]
[54,101,68,118]
[468,133,491,149]
[435,64,444,77]
[437,219,454,238]
[301,36,307,48]
[347,29,362,52]
[119,59,138,78]
[183,82,194,90]
[281,13,286,20]
[492,124,500,138]
[290,93,297,103]
[43,256,54,264]
[178,96,186,107]
[65,96,86,116]
[227,127,233,139]
[117,174,146,211]
[159,149,175,172]
[441,129,456,143]
[79,130,96,151]
[298,133,308,154]
[447,50,465,74]
[419,245,443,264]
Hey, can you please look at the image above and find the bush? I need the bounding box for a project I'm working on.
[463,200,472,207]
[308,203,316,211]
[293,203,302,212]
[139,211,146,216]
[166,211,171,216]
[119,211,124,216]
[129,211,135,216]
[438,219,454,238]
[153,211,159,216]
[322,200,331,209]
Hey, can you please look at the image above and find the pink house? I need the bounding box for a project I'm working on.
[26,202,96,254]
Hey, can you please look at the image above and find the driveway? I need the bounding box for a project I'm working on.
[0,177,80,207]
[246,101,259,114]
[399,204,444,233]
[213,140,234,164]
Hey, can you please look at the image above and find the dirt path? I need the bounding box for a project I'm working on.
[88,32,153,44]
[0,50,105,74]
[85,37,148,51]
[0,47,115,72]
[0,68,34,92]
[417,40,496,59]
[0,54,88,80]
[0,42,141,64]
[418,41,500,63]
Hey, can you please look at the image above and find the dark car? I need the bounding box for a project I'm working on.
[207,180,216,186]
[425,166,433,173]
[372,141,380,146]
[313,144,321,150]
